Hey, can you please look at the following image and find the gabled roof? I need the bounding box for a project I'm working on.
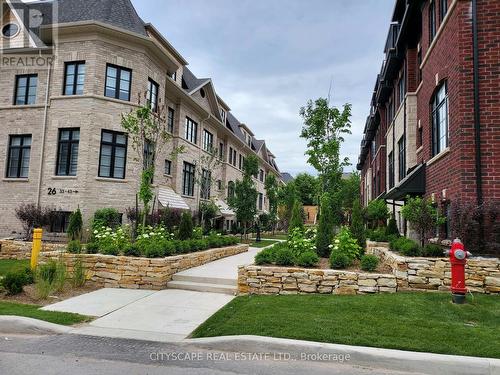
[182,67,210,92]
[226,111,247,144]
[281,173,294,183]
[32,0,148,36]
[252,139,265,153]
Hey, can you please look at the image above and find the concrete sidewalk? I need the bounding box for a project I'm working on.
[41,288,234,342]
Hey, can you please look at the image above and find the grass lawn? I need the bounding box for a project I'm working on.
[0,259,30,277]
[0,301,90,326]
[192,293,500,358]
[249,240,279,248]
[261,234,288,240]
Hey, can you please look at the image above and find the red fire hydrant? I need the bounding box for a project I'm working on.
[445,239,472,304]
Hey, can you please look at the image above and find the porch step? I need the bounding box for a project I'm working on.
[166,280,237,295]
[171,274,236,286]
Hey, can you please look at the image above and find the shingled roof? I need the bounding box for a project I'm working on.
[30,0,148,36]
[181,66,210,92]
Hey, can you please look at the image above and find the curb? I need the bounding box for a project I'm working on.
[186,335,500,375]
[0,316,72,335]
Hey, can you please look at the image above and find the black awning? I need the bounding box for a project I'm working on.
[384,163,426,201]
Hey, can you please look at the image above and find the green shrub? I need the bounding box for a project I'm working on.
[71,259,86,288]
[100,243,120,256]
[386,216,400,237]
[332,227,362,262]
[366,227,388,242]
[67,240,82,254]
[423,244,444,257]
[330,252,351,269]
[399,239,422,256]
[123,243,142,257]
[85,242,99,254]
[288,200,304,235]
[350,199,366,250]
[274,246,295,266]
[296,251,319,267]
[360,255,379,272]
[93,208,121,229]
[366,199,389,228]
[178,212,193,240]
[35,259,67,299]
[255,247,276,265]
[316,193,337,257]
[67,208,83,240]
[1,269,33,295]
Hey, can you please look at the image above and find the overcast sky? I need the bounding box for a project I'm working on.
[131,0,394,176]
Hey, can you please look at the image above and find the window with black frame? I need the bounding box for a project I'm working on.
[429,1,436,43]
[7,135,31,178]
[388,152,395,189]
[105,64,132,101]
[98,130,127,179]
[56,128,80,176]
[182,162,195,196]
[167,107,175,133]
[258,193,263,210]
[227,181,235,199]
[431,82,448,156]
[398,136,406,181]
[203,129,213,152]
[64,62,86,95]
[147,78,159,112]
[185,117,198,144]
[201,169,211,199]
[440,0,448,21]
[50,211,72,233]
[14,74,37,105]
[164,159,172,175]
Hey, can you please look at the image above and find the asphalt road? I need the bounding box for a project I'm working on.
[0,334,425,375]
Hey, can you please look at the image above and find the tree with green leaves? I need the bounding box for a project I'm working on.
[340,173,361,220]
[264,173,279,233]
[316,193,337,257]
[121,95,182,228]
[350,198,366,250]
[195,147,222,230]
[67,208,83,241]
[300,97,352,194]
[229,154,259,240]
[366,199,389,229]
[401,196,446,247]
[277,181,298,230]
[178,212,193,240]
[288,200,304,235]
[293,173,319,206]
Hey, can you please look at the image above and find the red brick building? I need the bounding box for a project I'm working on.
[357,0,499,249]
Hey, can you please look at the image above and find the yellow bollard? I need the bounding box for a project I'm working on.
[31,228,43,270]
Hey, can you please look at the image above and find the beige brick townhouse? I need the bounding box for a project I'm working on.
[0,0,281,237]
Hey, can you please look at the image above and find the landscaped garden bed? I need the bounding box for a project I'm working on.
[191,293,500,359]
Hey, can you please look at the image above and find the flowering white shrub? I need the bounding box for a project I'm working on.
[287,227,316,257]
[92,225,131,254]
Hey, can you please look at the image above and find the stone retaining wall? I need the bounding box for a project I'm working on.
[237,266,397,295]
[39,244,248,290]
[366,241,500,294]
[0,240,65,260]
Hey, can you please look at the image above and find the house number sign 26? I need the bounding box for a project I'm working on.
[47,188,79,195]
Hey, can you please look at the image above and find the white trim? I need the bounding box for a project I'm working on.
[426,147,450,167]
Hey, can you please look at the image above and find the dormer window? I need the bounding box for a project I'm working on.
[220,109,226,124]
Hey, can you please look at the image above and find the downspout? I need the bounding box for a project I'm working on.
[472,0,483,206]
[36,59,53,206]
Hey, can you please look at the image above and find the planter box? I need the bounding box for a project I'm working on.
[39,244,248,290]
[366,241,500,294]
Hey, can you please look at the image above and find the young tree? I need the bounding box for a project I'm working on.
[178,212,194,240]
[293,173,319,206]
[277,182,298,230]
[340,173,361,223]
[401,196,445,247]
[288,200,304,235]
[195,148,223,230]
[300,97,352,194]
[316,193,336,257]
[366,199,389,229]
[67,208,83,241]
[121,94,182,228]
[264,173,279,233]
[229,155,259,240]
[350,198,366,250]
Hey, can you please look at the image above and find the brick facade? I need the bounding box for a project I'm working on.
[0,3,280,237]
[357,0,499,242]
